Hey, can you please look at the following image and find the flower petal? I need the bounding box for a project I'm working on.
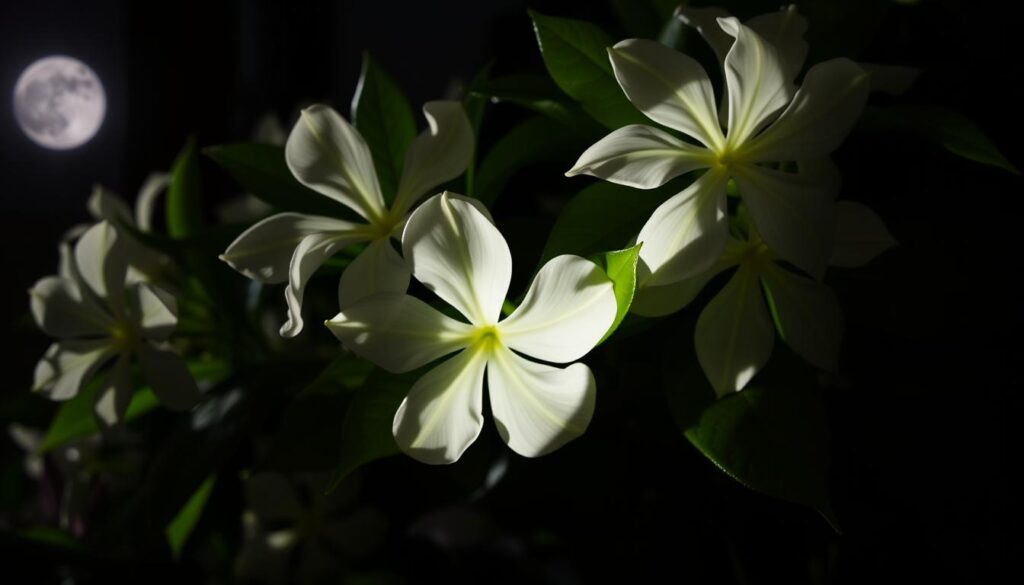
[87,186,134,226]
[500,255,616,363]
[608,39,725,149]
[337,238,411,308]
[392,348,487,464]
[695,266,774,396]
[29,276,114,338]
[746,58,870,162]
[760,264,844,370]
[630,264,726,317]
[134,172,170,232]
[221,213,366,284]
[830,201,897,267]
[746,5,808,82]
[286,104,386,222]
[733,164,834,280]
[33,340,116,401]
[402,193,511,325]
[280,232,368,338]
[719,17,791,145]
[486,344,595,458]
[565,124,713,189]
[392,101,474,214]
[326,293,473,373]
[138,341,202,410]
[75,221,128,312]
[675,5,734,65]
[635,169,730,286]
[94,353,133,427]
[130,282,178,340]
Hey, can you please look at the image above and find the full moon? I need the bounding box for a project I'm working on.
[13,56,106,150]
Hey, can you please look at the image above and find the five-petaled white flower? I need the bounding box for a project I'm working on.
[566,7,870,306]
[30,221,201,425]
[631,201,896,395]
[221,101,474,337]
[326,193,618,464]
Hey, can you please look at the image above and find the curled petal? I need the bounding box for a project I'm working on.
[337,238,410,308]
[635,169,730,286]
[719,18,791,145]
[87,186,134,227]
[402,193,511,325]
[830,201,897,268]
[134,172,171,232]
[94,353,133,427]
[131,282,178,341]
[75,221,129,315]
[760,264,844,370]
[487,344,595,458]
[733,164,834,280]
[393,101,475,214]
[33,340,116,401]
[565,124,713,189]
[221,212,366,284]
[746,5,808,82]
[676,5,734,65]
[327,293,473,373]
[500,255,617,364]
[746,58,870,162]
[281,232,365,337]
[393,348,487,464]
[138,342,202,411]
[286,104,386,222]
[608,39,725,150]
[29,276,113,338]
[695,266,774,396]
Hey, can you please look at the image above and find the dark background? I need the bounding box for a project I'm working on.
[1,0,1020,582]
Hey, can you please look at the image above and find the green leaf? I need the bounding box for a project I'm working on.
[540,180,673,265]
[861,105,1018,174]
[203,143,344,217]
[38,359,232,453]
[18,527,84,549]
[166,138,204,238]
[165,475,215,559]
[594,243,642,343]
[665,349,839,531]
[475,116,588,207]
[463,62,494,198]
[469,74,602,134]
[529,10,647,129]
[351,53,417,202]
[327,370,415,492]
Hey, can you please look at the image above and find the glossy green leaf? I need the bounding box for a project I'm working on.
[327,370,416,493]
[351,53,417,202]
[665,349,839,531]
[529,10,647,129]
[203,142,344,217]
[166,138,204,238]
[475,116,588,207]
[38,359,232,453]
[165,475,215,559]
[861,106,1018,174]
[540,181,673,265]
[594,244,642,343]
[469,74,601,134]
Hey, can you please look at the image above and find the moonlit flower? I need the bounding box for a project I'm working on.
[326,193,618,464]
[30,221,200,425]
[221,101,474,337]
[567,8,869,292]
[632,202,895,396]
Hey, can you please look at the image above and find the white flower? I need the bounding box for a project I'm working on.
[326,193,618,464]
[632,202,895,395]
[29,221,200,425]
[221,101,474,337]
[566,8,869,291]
